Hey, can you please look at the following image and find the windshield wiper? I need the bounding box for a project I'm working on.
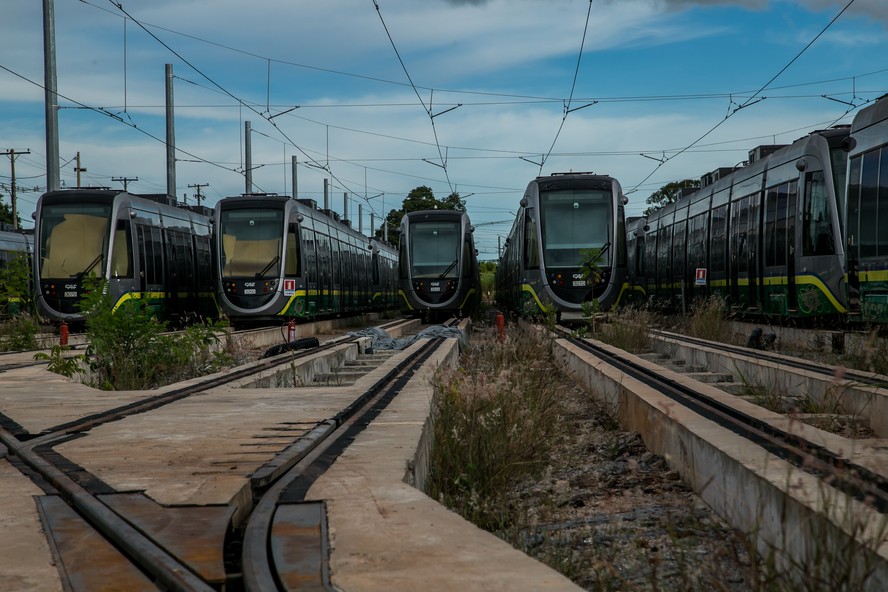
[256,255,280,279]
[75,254,103,280]
[600,241,611,258]
[438,258,458,279]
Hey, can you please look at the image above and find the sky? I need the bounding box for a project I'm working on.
[1,0,887,259]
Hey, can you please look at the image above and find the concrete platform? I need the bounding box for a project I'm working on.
[1,319,582,590]
[556,336,888,590]
[307,335,581,591]
[0,458,62,592]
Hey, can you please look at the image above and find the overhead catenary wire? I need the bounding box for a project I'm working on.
[370,0,455,196]
[538,0,595,175]
[5,0,882,221]
[625,0,859,196]
[0,63,244,181]
[106,2,333,186]
[79,0,888,109]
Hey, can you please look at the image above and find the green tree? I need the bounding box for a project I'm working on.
[643,179,700,216]
[479,261,496,302]
[379,186,466,246]
[0,252,34,315]
[0,199,20,228]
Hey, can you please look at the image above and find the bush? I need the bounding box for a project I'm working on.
[79,282,234,390]
[427,322,565,530]
[0,313,41,351]
[684,295,731,342]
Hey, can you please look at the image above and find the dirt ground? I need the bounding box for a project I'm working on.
[507,377,765,592]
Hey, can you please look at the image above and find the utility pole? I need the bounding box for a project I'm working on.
[2,149,30,230]
[189,183,209,207]
[244,120,252,195]
[112,176,138,192]
[43,0,60,191]
[74,152,86,188]
[165,64,176,199]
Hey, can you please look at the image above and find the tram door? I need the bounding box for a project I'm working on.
[729,197,748,307]
[763,182,798,315]
[747,193,761,309]
[845,156,864,315]
[787,182,799,312]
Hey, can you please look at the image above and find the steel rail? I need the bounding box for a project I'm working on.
[241,337,444,591]
[1,426,214,591]
[559,330,888,513]
[21,338,354,444]
[652,328,887,387]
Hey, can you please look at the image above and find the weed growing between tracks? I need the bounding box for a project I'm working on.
[428,321,767,590]
[39,283,249,390]
[427,321,563,530]
[0,313,42,351]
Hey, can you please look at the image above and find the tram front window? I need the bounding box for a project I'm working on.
[539,189,612,268]
[220,209,284,278]
[409,221,460,278]
[39,203,111,279]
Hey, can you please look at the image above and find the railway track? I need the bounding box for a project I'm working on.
[649,328,888,437]
[0,317,454,590]
[554,325,888,589]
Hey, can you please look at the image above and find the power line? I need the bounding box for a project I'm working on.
[371,0,454,195]
[78,0,888,108]
[625,0,859,196]
[538,0,596,175]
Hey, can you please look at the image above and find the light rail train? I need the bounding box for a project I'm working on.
[628,93,888,325]
[33,189,215,323]
[397,209,480,321]
[0,227,33,315]
[215,194,398,325]
[496,172,629,321]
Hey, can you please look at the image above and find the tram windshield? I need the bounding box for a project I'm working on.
[219,209,284,278]
[409,220,461,278]
[539,189,612,268]
[39,203,111,279]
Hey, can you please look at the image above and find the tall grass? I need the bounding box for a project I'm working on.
[684,295,732,342]
[0,313,41,351]
[594,306,654,353]
[427,321,566,530]
[842,329,888,376]
[68,282,243,390]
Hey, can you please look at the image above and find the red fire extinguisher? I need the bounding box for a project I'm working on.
[287,319,296,342]
[60,322,69,346]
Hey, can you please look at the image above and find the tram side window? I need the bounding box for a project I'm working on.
[765,187,778,267]
[139,226,163,285]
[710,206,727,274]
[617,214,626,266]
[688,214,706,271]
[644,229,657,283]
[731,198,749,274]
[524,208,539,269]
[111,220,133,278]
[463,235,473,277]
[285,224,300,276]
[880,149,888,254]
[303,228,318,280]
[776,183,788,267]
[399,240,408,279]
[859,151,880,258]
[657,227,671,285]
[803,171,836,256]
[672,221,687,279]
[634,235,645,276]
[764,184,789,267]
